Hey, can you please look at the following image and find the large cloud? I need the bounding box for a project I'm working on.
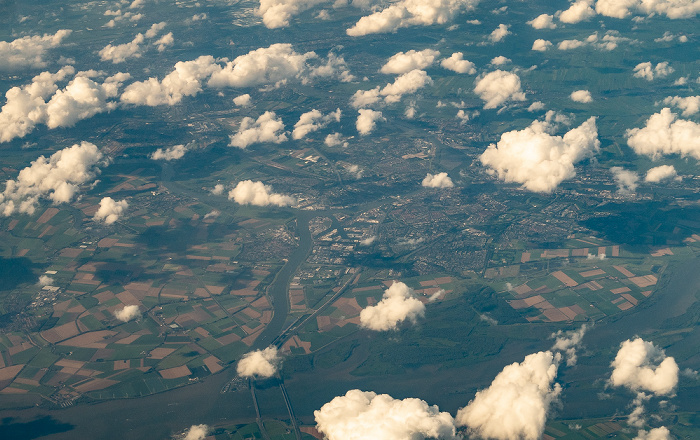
[237,346,281,378]
[422,172,454,188]
[0,30,72,70]
[230,111,287,148]
[595,0,700,19]
[473,70,526,109]
[94,197,128,224]
[626,108,700,159]
[114,304,140,322]
[609,338,679,396]
[559,0,596,23]
[256,0,328,28]
[661,95,700,116]
[480,116,600,192]
[0,142,105,216]
[359,281,425,331]
[208,43,317,88]
[440,53,476,74]
[228,180,295,207]
[292,108,341,140]
[0,68,128,142]
[381,49,440,74]
[634,427,671,440]
[456,351,562,440]
[346,0,479,36]
[120,56,219,106]
[314,389,456,440]
[356,109,384,135]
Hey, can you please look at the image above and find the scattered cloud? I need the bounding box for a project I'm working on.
[626,108,700,159]
[595,0,700,19]
[0,30,72,71]
[151,144,188,161]
[38,275,54,286]
[456,351,562,440]
[99,33,146,63]
[422,172,454,188]
[315,389,456,440]
[528,13,557,28]
[645,165,677,182]
[233,93,252,107]
[633,62,674,81]
[237,346,281,378]
[532,39,553,51]
[0,142,106,216]
[551,325,588,366]
[211,184,225,195]
[292,108,341,140]
[114,304,140,322]
[570,90,593,103]
[178,425,209,440]
[633,427,671,440]
[480,116,600,192]
[94,197,128,224]
[325,132,348,147]
[661,95,700,116]
[559,0,596,23]
[490,56,510,66]
[381,49,440,74]
[256,0,328,28]
[359,281,426,331]
[528,101,546,111]
[609,337,679,396]
[356,109,384,135]
[230,111,287,148]
[473,70,526,109]
[229,180,295,207]
[488,24,510,42]
[440,53,476,74]
[610,167,639,194]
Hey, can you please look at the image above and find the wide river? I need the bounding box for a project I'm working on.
[2,215,700,439]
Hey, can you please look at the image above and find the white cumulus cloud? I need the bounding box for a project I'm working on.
[151,144,188,161]
[610,167,639,194]
[488,24,510,42]
[551,325,588,366]
[532,39,553,51]
[230,111,287,148]
[94,197,128,224]
[661,95,700,116]
[473,70,526,109]
[237,346,281,378]
[633,62,674,81]
[381,49,440,75]
[559,0,596,23]
[0,142,105,216]
[456,351,562,440]
[610,337,679,396]
[633,427,671,440]
[315,389,456,440]
[480,116,600,192]
[0,30,72,71]
[422,172,454,188]
[114,304,140,322]
[99,33,146,63]
[528,13,557,28]
[356,109,384,135]
[645,165,677,182]
[228,180,295,207]
[440,52,476,74]
[595,0,700,19]
[179,424,209,440]
[256,0,328,29]
[233,93,252,107]
[360,281,425,331]
[626,108,700,159]
[293,108,341,140]
[570,90,593,103]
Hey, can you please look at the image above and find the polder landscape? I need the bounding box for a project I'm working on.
[0,0,699,439]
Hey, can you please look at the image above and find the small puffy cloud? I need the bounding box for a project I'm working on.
[309,52,355,83]
[528,101,546,112]
[208,43,317,88]
[151,144,188,161]
[179,424,209,440]
[532,39,553,51]
[595,0,700,19]
[228,180,295,207]
[0,68,128,142]
[154,32,174,52]
[346,0,478,36]
[237,346,281,378]
[121,55,219,106]
[551,325,588,366]
[0,30,72,71]
[558,31,632,51]
[350,88,381,108]
[490,56,510,66]
[456,351,562,440]
[325,132,348,147]
[114,304,140,322]
[422,172,454,188]
[645,165,677,182]
[662,95,700,116]
[380,69,432,103]
[570,90,593,103]
[292,108,341,140]
[211,184,225,195]
[559,0,596,23]
[633,62,674,81]
[473,70,526,109]
[94,197,128,224]
[626,108,700,159]
[145,22,167,38]
[38,275,54,286]
[359,235,376,246]
[528,13,557,28]
[480,116,600,193]
[314,390,456,440]
[99,33,145,63]
[488,24,510,42]
[634,427,671,440]
[609,337,679,396]
[440,52,476,74]
[230,111,287,148]
[610,167,639,194]
[233,93,252,107]
[558,39,586,50]
[256,0,328,29]
[381,49,440,75]
[359,281,425,331]
[344,164,364,179]
[356,109,384,135]
[0,142,105,216]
